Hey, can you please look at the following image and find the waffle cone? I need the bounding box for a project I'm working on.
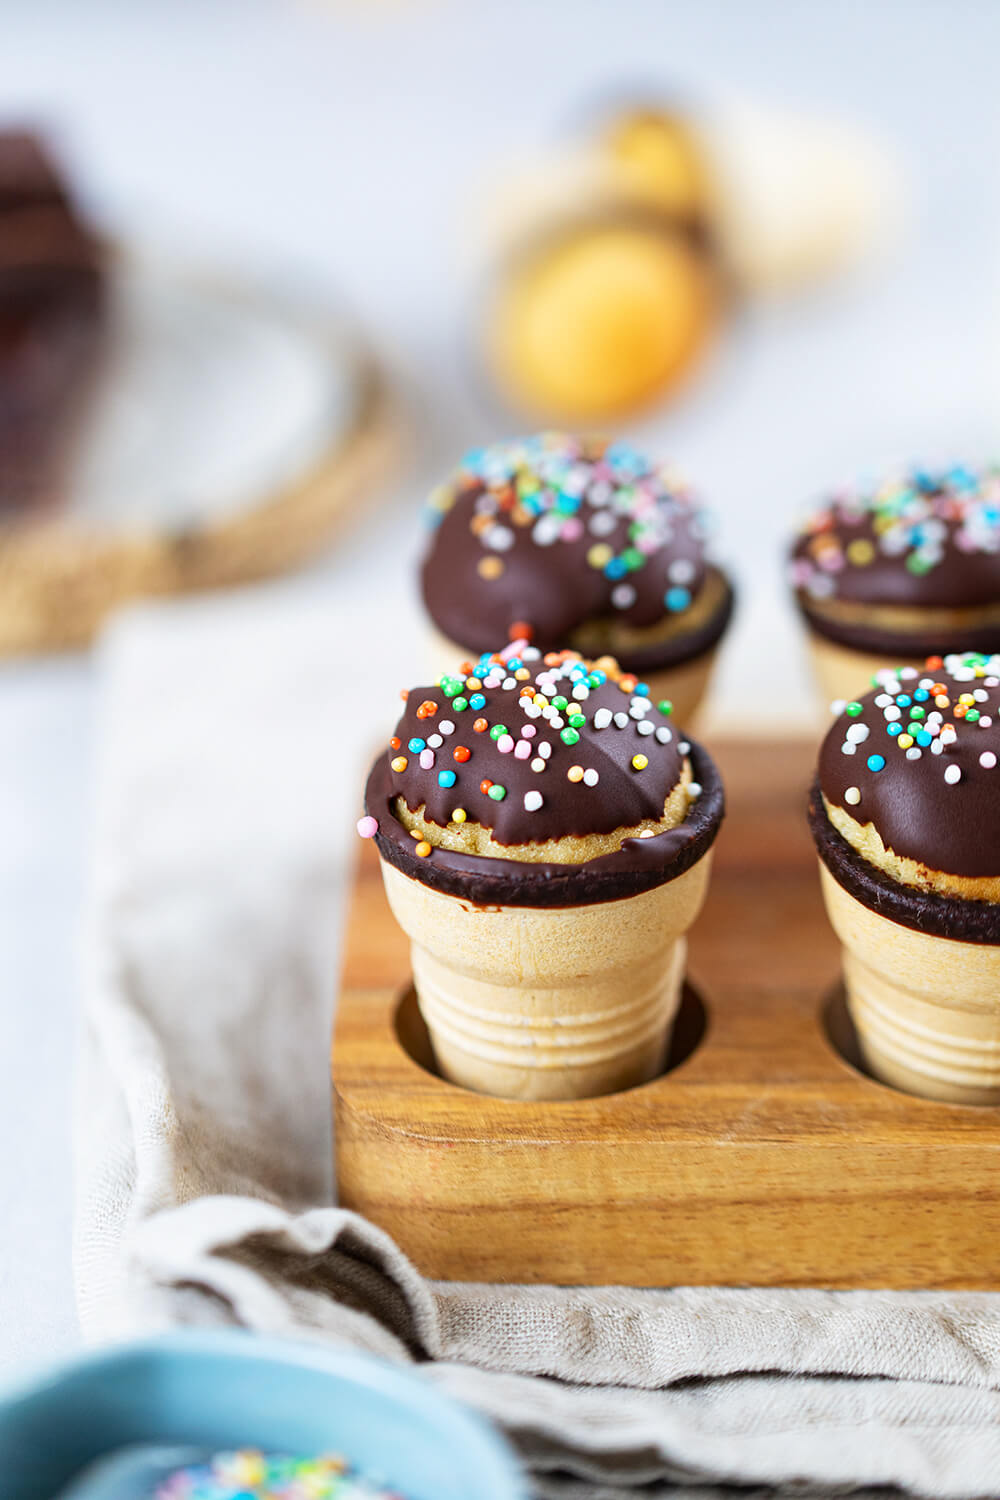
[807,631,923,708]
[426,623,716,729]
[819,862,1000,1105]
[380,851,713,1100]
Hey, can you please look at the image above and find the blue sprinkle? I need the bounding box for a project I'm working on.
[438,770,456,788]
[867,754,886,772]
[604,558,628,579]
[469,693,486,710]
[635,682,649,696]
[408,737,426,754]
[914,689,929,702]
[588,671,606,687]
[664,587,692,612]
[895,694,912,707]
[917,730,932,746]
[886,722,902,736]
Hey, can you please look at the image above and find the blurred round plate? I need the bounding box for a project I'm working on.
[0,247,398,655]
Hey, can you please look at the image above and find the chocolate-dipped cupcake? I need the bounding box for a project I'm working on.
[0,130,107,513]
[421,433,734,727]
[789,465,1000,704]
[809,651,1000,1104]
[359,642,724,1100]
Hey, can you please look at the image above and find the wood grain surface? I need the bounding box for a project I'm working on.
[332,739,1000,1288]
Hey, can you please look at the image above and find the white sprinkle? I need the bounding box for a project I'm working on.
[485,524,514,551]
[981,752,998,769]
[522,646,541,661]
[572,683,590,700]
[583,768,599,787]
[974,689,989,702]
[631,696,652,713]
[679,740,691,754]
[530,757,545,773]
[502,676,516,690]
[905,748,922,760]
[539,741,553,759]
[669,558,696,584]
[614,713,630,728]
[841,742,857,756]
[883,706,901,722]
[875,694,893,708]
[594,708,613,730]
[438,720,455,736]
[497,735,514,754]
[550,714,565,729]
[524,702,541,718]
[846,724,870,743]
[831,699,847,716]
[900,667,918,680]
[524,790,543,812]
[514,741,531,760]
[685,782,702,800]
[629,703,647,720]
[588,510,616,536]
[931,740,944,755]
[419,749,435,769]
[944,764,962,785]
[427,734,443,748]
[611,584,637,610]
[655,727,673,744]
[986,677,1000,688]
[981,717,993,729]
[844,786,862,806]
[637,720,655,736]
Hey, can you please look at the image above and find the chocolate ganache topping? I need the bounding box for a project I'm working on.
[420,433,716,657]
[790,465,1000,613]
[362,642,724,906]
[818,652,1000,880]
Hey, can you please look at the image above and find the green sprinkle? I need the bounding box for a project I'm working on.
[846,702,863,717]
[909,706,925,720]
[621,546,645,571]
[967,709,981,722]
[560,728,580,746]
[439,676,462,698]
[489,724,508,741]
[487,784,506,801]
[658,700,673,716]
[453,696,468,712]
[552,695,568,711]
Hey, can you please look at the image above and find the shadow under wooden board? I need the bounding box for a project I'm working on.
[333,738,1000,1289]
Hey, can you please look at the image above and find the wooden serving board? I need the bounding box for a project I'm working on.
[332,739,1000,1288]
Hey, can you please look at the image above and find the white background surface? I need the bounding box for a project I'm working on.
[2,0,1000,1379]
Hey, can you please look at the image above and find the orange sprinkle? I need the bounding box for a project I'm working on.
[509,620,534,641]
[390,736,401,750]
[459,661,474,675]
[520,685,536,697]
[619,674,638,694]
[567,765,584,783]
[514,668,531,681]
[926,656,944,671]
[400,690,409,701]
[954,704,967,718]
[543,652,561,666]
[391,756,408,773]
[473,717,488,733]
[480,779,493,794]
[416,699,438,719]
[415,841,432,859]
[453,745,471,763]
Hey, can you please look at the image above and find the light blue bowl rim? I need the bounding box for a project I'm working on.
[0,1327,525,1498]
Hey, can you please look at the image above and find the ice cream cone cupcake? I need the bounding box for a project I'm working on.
[421,433,734,730]
[809,651,1000,1105]
[359,643,724,1101]
[789,465,1000,706]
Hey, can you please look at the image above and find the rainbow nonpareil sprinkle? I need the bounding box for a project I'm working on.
[155,1449,409,1499]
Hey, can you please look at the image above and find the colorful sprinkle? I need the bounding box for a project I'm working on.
[356,816,378,838]
[844,786,861,806]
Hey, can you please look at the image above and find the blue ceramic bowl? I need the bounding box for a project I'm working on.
[0,1330,525,1500]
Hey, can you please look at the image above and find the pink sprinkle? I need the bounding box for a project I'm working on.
[520,725,536,738]
[497,734,515,753]
[419,748,435,769]
[357,816,379,839]
[560,519,584,542]
[514,741,532,759]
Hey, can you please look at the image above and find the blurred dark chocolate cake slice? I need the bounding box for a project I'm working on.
[0,130,106,515]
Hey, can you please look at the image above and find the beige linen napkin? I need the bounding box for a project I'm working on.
[76,587,1000,1499]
